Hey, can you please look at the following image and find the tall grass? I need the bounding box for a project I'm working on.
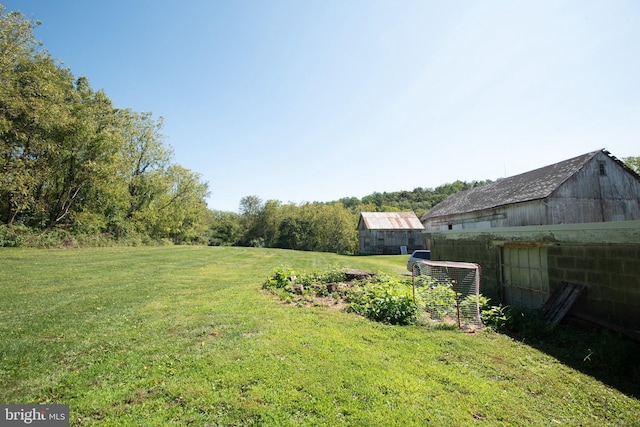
[1,246,638,426]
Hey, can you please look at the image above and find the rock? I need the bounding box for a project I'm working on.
[344,269,376,282]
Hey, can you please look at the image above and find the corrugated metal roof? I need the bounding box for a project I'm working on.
[360,212,424,230]
[421,149,604,220]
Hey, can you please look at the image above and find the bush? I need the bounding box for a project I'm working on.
[345,278,418,325]
[479,301,511,332]
[417,284,457,319]
[262,266,297,291]
[0,224,28,247]
[262,268,418,325]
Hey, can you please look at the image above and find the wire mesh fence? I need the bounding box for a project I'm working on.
[412,260,482,332]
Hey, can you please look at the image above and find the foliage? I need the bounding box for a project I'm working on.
[215,181,490,253]
[263,267,417,325]
[353,180,492,216]
[414,276,510,330]
[234,198,358,253]
[345,276,418,325]
[262,266,298,291]
[623,156,640,174]
[0,6,209,246]
[206,210,243,246]
[476,295,511,331]
[419,284,458,319]
[414,275,457,319]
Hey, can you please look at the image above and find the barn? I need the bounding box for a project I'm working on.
[419,149,640,334]
[420,149,640,231]
[358,212,424,255]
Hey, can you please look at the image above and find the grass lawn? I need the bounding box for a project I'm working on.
[1,246,638,426]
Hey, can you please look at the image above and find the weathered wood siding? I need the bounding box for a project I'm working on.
[424,201,548,230]
[358,228,423,255]
[423,153,640,231]
[547,152,640,223]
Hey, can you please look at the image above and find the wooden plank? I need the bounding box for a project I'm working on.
[541,282,586,327]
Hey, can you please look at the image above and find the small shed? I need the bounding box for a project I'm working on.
[421,149,640,231]
[358,212,424,255]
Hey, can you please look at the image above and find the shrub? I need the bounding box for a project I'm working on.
[262,266,297,291]
[477,296,511,332]
[320,266,346,284]
[417,284,457,319]
[345,278,418,325]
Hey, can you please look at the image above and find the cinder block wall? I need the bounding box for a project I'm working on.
[548,244,640,330]
[428,221,640,332]
[430,236,501,301]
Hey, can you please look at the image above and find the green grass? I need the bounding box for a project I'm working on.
[1,246,638,426]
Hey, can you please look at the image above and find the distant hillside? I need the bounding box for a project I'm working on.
[338,180,492,216]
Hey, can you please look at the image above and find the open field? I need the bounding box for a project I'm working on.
[1,246,639,426]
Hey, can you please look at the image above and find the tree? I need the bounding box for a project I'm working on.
[238,195,263,246]
[136,165,209,243]
[253,200,283,247]
[0,7,64,226]
[117,110,171,221]
[207,210,243,246]
[277,216,311,250]
[623,156,640,174]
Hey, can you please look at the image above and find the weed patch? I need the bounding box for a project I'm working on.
[263,267,418,325]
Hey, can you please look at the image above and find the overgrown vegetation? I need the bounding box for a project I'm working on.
[344,277,418,325]
[263,267,419,325]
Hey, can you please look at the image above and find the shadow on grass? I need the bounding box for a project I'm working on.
[504,311,640,398]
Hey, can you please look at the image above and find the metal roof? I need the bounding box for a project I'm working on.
[421,149,606,220]
[360,212,424,230]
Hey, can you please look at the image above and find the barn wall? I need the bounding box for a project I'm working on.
[549,152,640,223]
[423,201,547,231]
[428,221,640,331]
[423,153,640,231]
[359,229,423,255]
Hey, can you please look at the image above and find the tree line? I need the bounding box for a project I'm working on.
[4,5,637,252]
[0,5,491,251]
[209,181,488,253]
[0,6,209,245]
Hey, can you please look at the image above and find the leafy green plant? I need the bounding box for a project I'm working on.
[262,266,297,291]
[345,278,418,325]
[414,276,458,320]
[456,294,511,331]
[320,265,346,284]
[479,299,511,332]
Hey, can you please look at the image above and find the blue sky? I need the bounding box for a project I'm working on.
[4,1,640,212]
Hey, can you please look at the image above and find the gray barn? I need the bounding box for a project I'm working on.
[419,149,640,333]
[421,149,640,231]
[358,212,424,255]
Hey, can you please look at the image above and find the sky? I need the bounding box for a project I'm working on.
[3,0,640,212]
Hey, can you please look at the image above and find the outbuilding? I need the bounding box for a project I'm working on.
[358,212,424,255]
[419,149,640,334]
[420,149,640,231]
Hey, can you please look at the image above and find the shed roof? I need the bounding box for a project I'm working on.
[421,149,618,220]
[359,212,424,230]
